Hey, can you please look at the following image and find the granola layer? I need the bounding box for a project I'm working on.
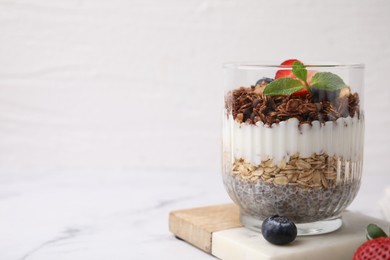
[225,82,360,126]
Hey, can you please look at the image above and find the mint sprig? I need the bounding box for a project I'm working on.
[311,72,347,91]
[264,61,309,96]
[263,61,348,96]
[263,78,305,96]
[292,61,308,86]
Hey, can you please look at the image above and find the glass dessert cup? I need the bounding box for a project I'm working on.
[222,62,365,235]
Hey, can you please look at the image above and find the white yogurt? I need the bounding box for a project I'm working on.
[223,115,365,165]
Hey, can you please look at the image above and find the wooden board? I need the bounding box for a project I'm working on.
[169,204,242,253]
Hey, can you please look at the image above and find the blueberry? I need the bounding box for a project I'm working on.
[261,215,297,245]
[255,77,273,85]
[311,87,341,102]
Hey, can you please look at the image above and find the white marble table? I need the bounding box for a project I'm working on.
[0,170,389,260]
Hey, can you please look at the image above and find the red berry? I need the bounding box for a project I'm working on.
[306,70,316,84]
[291,88,308,97]
[275,59,301,79]
[291,70,317,97]
[353,237,390,260]
[275,59,307,97]
[275,59,317,97]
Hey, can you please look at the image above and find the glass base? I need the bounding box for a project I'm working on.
[240,212,343,236]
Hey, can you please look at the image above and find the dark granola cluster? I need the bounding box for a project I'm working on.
[225,84,360,126]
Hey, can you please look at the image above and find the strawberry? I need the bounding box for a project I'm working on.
[275,59,300,79]
[290,88,308,97]
[274,59,316,97]
[305,70,316,84]
[353,237,390,260]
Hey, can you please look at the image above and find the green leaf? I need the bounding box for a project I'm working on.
[292,61,307,83]
[263,78,304,96]
[366,224,388,240]
[310,72,347,91]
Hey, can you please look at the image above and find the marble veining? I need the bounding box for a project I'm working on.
[20,227,84,260]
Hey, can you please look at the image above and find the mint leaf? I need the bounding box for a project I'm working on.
[263,78,304,96]
[310,72,347,91]
[292,61,307,83]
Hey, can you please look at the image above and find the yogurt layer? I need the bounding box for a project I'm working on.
[224,115,364,165]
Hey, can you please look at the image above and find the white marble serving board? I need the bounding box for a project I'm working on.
[212,211,389,260]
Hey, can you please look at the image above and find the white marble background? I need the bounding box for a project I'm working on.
[0,0,390,259]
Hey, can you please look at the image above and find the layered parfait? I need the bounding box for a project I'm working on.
[223,59,364,227]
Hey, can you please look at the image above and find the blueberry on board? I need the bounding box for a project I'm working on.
[261,215,297,245]
[255,77,274,85]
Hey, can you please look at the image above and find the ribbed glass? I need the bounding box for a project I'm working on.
[222,62,364,235]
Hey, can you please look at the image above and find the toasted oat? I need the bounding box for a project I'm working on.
[296,159,312,170]
[321,173,329,189]
[278,159,287,169]
[252,168,264,176]
[274,176,289,185]
[312,171,322,185]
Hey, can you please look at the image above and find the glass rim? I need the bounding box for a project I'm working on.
[223,62,365,69]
